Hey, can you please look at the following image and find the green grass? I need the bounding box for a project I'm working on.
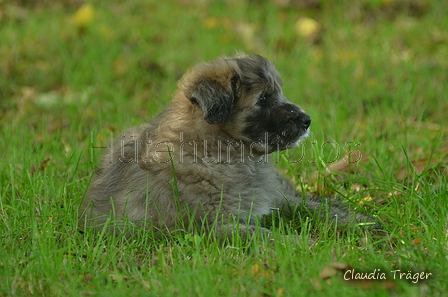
[1,0,447,296]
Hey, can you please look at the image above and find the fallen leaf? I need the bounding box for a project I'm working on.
[397,157,447,180]
[72,3,95,32]
[203,17,219,29]
[276,288,284,296]
[30,158,51,176]
[411,238,421,245]
[319,262,350,279]
[308,154,370,186]
[357,196,373,205]
[295,17,321,40]
[329,154,370,173]
[351,184,368,193]
[63,250,76,257]
[317,262,399,291]
[310,278,324,290]
[250,263,261,276]
[83,273,93,284]
[249,263,271,278]
[409,225,423,233]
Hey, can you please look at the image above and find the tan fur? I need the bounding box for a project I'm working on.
[79,54,377,241]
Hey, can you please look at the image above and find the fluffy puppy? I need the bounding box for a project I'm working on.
[79,54,377,241]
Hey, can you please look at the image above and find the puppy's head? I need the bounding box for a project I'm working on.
[181,54,311,154]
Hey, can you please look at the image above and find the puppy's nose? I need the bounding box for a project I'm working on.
[300,114,312,129]
[284,104,311,129]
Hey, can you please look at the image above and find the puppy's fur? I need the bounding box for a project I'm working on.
[79,54,376,241]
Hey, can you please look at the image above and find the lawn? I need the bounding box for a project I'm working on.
[0,0,447,296]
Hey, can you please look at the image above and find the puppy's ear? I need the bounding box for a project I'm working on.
[186,74,240,125]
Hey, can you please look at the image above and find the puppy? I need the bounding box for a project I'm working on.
[79,54,377,241]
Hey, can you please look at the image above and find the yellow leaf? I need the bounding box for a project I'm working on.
[358,196,372,205]
[203,17,219,29]
[250,263,260,276]
[295,17,320,39]
[72,3,95,28]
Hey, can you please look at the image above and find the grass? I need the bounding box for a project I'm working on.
[0,0,447,296]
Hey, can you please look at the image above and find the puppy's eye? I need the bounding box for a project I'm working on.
[258,95,268,106]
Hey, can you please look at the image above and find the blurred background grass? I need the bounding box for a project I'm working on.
[1,0,447,184]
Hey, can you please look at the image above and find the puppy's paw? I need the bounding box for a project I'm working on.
[269,235,316,252]
[331,210,381,231]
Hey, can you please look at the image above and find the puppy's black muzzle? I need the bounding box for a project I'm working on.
[281,104,312,130]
